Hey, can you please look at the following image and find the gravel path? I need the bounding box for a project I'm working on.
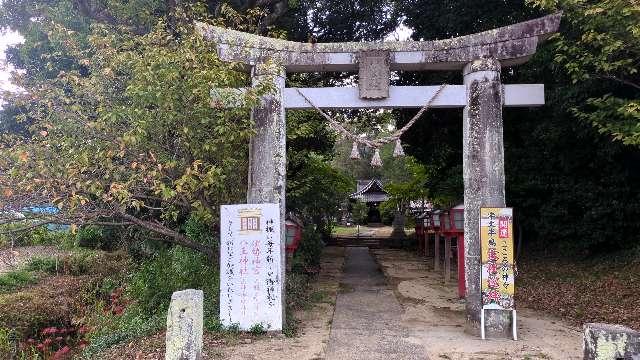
[325,247,428,360]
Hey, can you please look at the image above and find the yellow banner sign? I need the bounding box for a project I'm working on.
[480,208,514,310]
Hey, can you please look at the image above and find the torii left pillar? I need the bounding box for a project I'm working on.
[248,62,287,325]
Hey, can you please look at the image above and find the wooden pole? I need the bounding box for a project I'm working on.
[434,233,440,271]
[424,232,430,257]
[444,236,451,283]
[462,58,509,337]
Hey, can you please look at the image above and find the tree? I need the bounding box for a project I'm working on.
[529,0,640,146]
[0,6,277,257]
[286,107,352,240]
[351,201,368,226]
[396,0,640,254]
[380,156,428,215]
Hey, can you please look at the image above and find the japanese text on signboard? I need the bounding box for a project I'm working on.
[480,208,514,310]
[220,204,282,331]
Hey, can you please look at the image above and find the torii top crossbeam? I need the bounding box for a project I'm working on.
[196,13,561,72]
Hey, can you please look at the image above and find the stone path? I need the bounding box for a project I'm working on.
[326,247,427,360]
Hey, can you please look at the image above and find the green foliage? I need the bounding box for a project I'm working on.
[351,202,368,226]
[248,323,267,335]
[0,226,72,248]
[24,256,58,274]
[286,107,352,240]
[0,276,90,338]
[280,0,401,43]
[76,226,104,249]
[183,214,217,248]
[82,304,165,358]
[0,327,15,356]
[0,2,273,255]
[382,156,429,211]
[291,226,324,274]
[125,246,219,329]
[0,270,37,293]
[76,225,122,251]
[529,0,640,146]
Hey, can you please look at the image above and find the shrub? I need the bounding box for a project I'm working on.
[0,276,90,338]
[248,323,266,335]
[0,270,37,293]
[0,224,71,248]
[126,246,220,332]
[291,226,324,274]
[76,226,122,251]
[81,304,165,358]
[0,327,17,356]
[18,227,72,247]
[76,226,103,249]
[25,256,59,274]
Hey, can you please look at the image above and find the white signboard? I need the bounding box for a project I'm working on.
[220,203,282,331]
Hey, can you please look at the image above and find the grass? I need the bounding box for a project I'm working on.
[332,226,359,236]
[0,269,38,293]
[310,290,331,304]
[332,225,417,237]
[24,256,59,274]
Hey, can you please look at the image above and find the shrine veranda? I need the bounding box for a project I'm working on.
[201,13,562,336]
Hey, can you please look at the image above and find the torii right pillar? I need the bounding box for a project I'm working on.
[463,58,508,336]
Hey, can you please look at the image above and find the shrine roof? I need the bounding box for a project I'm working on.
[350,179,389,203]
[196,13,561,72]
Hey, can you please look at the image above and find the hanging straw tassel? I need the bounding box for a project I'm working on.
[393,139,405,157]
[370,148,382,167]
[350,141,361,160]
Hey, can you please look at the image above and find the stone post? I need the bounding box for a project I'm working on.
[583,323,640,360]
[165,289,203,360]
[462,58,509,336]
[248,61,287,327]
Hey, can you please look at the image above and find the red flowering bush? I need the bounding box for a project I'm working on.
[104,287,131,316]
[20,325,90,359]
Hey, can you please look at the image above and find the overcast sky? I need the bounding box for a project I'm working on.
[0,29,24,94]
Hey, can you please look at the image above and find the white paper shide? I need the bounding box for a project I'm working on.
[220,204,282,331]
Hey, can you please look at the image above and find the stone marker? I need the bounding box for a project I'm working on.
[583,323,640,360]
[165,289,203,360]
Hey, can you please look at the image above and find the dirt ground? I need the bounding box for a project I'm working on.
[372,249,583,360]
[0,245,69,274]
[99,247,345,360]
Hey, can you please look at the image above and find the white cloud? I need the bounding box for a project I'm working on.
[0,29,24,94]
[384,23,414,42]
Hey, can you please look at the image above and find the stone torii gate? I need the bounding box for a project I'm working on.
[197,13,561,336]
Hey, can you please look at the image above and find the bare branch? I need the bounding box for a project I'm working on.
[597,75,640,91]
[0,221,56,234]
[120,213,214,257]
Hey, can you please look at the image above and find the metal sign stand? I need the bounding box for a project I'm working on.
[480,304,517,340]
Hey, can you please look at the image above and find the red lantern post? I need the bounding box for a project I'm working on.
[415,213,425,255]
[431,210,441,271]
[440,210,452,283]
[450,203,465,298]
[422,213,432,257]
